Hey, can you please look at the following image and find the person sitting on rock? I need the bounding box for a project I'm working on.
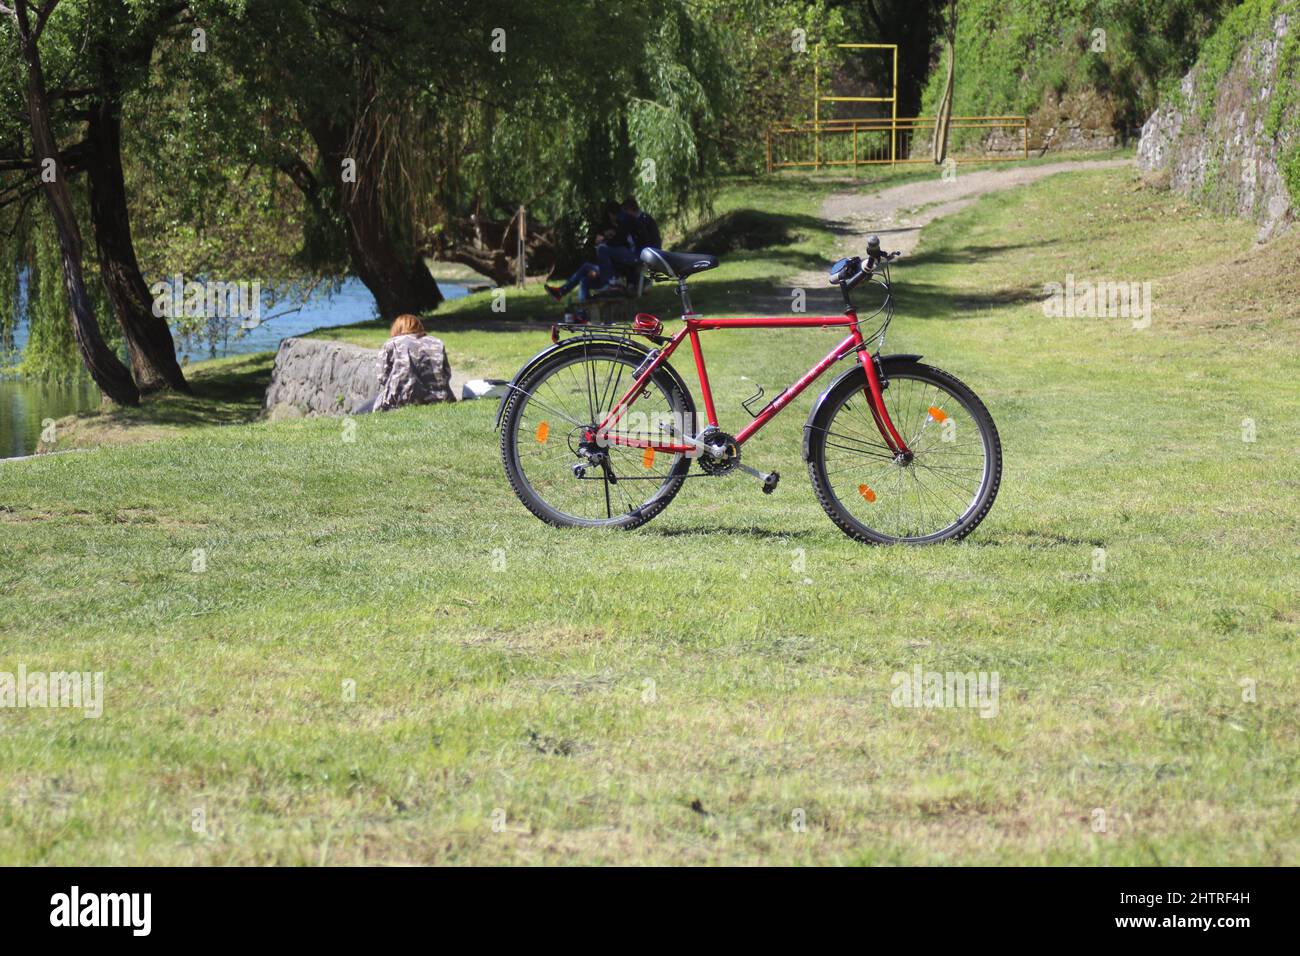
[358,314,452,412]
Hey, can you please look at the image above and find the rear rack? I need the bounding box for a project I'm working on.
[550,312,668,345]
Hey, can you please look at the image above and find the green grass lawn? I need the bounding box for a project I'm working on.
[2,163,1297,864]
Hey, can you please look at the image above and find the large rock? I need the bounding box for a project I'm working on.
[263,336,453,417]
[1138,6,1297,239]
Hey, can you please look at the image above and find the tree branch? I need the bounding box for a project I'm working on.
[3,187,40,237]
[0,173,40,209]
[32,0,58,42]
[49,86,101,101]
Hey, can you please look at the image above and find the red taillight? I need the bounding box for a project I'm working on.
[633,313,663,336]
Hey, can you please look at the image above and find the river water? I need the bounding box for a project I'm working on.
[0,276,468,459]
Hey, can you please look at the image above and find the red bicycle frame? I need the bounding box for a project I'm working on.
[593,311,911,456]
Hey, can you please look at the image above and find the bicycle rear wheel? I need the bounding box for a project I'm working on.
[807,359,1001,544]
[500,342,695,529]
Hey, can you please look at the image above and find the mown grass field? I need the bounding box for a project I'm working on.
[1,163,1297,864]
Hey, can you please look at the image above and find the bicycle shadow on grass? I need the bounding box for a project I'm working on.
[966,528,1106,549]
[640,524,820,542]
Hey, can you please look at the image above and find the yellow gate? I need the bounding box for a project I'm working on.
[766,42,1030,171]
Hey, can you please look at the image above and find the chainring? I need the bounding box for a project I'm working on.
[696,430,740,476]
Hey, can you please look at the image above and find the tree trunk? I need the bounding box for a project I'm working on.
[434,214,559,286]
[85,92,190,393]
[11,3,138,405]
[437,246,514,288]
[933,0,957,165]
[305,63,442,321]
[343,196,444,319]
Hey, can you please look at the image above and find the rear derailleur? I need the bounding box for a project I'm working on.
[571,429,616,484]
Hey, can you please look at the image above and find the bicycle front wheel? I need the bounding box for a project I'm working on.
[807,359,1001,544]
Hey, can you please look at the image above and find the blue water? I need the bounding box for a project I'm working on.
[1,276,469,459]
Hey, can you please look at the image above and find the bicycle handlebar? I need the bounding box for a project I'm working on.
[864,234,900,270]
[829,234,900,306]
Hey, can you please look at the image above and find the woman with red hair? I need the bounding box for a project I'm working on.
[357,314,452,412]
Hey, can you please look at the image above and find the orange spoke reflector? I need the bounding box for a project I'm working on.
[927,406,948,423]
[642,447,656,469]
[535,421,550,444]
[858,484,877,503]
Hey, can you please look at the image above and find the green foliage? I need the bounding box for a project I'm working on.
[0,243,17,370]
[162,0,741,272]
[1264,5,1300,139]
[1280,142,1300,206]
[1259,0,1300,208]
[16,205,122,382]
[694,0,847,173]
[1192,0,1280,121]
[118,0,318,299]
[919,0,1237,138]
[1,0,224,378]
[625,9,729,219]
[21,217,81,382]
[0,0,798,340]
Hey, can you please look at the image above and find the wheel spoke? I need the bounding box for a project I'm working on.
[816,371,994,542]
[508,348,687,526]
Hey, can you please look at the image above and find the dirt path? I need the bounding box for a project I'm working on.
[791,158,1133,286]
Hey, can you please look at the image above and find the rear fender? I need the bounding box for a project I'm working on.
[494,333,692,429]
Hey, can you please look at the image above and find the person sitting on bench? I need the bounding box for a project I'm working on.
[593,197,660,290]
[596,200,640,284]
[546,206,628,301]
[620,195,660,253]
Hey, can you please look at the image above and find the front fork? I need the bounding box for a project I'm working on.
[857,346,911,458]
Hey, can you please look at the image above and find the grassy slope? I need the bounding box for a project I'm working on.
[1,165,1297,864]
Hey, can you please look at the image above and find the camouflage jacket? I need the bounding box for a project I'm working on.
[376,334,452,411]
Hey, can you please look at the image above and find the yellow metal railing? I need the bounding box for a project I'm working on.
[765,115,1031,171]
[815,43,899,166]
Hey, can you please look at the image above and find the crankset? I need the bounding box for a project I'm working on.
[659,422,780,494]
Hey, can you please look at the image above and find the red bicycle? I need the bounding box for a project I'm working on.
[497,236,1001,544]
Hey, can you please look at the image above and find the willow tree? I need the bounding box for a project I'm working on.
[79,0,193,392]
[0,0,195,394]
[204,0,468,318]
[393,0,735,280]
[1,0,137,403]
[199,0,734,305]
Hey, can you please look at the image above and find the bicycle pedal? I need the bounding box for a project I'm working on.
[762,471,780,495]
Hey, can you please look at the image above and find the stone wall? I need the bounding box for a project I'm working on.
[1138,8,1297,240]
[263,336,453,418]
[1027,88,1122,152]
[915,89,1123,159]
